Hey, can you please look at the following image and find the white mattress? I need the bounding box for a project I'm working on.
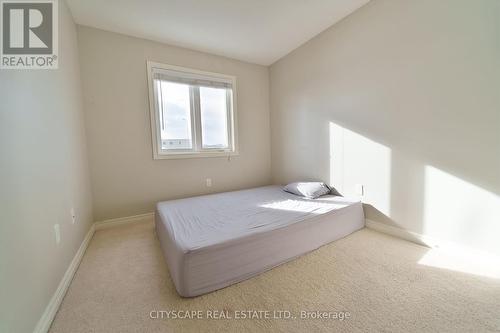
[155,185,365,297]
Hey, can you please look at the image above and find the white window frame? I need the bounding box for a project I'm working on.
[147,61,239,160]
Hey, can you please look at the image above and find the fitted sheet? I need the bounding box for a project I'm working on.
[155,185,365,297]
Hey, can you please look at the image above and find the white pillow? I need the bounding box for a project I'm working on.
[283,182,331,199]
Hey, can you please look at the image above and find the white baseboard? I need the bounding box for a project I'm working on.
[364,219,490,253]
[32,214,495,332]
[94,212,154,230]
[365,218,500,263]
[33,224,95,333]
[365,219,441,249]
[33,212,154,333]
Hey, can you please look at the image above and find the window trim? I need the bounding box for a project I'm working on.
[147,61,239,160]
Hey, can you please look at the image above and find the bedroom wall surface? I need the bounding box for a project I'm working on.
[270,0,500,255]
[77,26,271,221]
[0,2,93,332]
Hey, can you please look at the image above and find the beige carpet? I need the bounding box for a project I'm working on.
[49,221,500,333]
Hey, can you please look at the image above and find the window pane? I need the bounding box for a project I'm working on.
[158,81,192,150]
[200,87,229,149]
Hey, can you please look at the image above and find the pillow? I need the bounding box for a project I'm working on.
[283,182,331,199]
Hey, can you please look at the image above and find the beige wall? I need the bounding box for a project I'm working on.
[270,0,500,254]
[0,2,93,332]
[77,26,271,221]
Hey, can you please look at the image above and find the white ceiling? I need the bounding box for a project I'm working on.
[66,0,370,66]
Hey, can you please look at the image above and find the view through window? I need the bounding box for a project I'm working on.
[148,62,236,158]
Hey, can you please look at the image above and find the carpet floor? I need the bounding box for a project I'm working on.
[49,221,500,332]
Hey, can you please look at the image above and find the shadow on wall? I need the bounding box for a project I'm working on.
[328,121,500,257]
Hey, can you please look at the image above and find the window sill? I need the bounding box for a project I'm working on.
[153,151,239,160]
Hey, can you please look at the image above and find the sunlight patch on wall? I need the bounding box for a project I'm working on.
[329,122,392,215]
[423,166,500,255]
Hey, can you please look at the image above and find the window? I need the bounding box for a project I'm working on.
[147,61,237,159]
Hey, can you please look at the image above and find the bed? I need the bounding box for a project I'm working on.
[155,185,365,297]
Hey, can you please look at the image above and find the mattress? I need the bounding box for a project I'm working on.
[155,185,365,297]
